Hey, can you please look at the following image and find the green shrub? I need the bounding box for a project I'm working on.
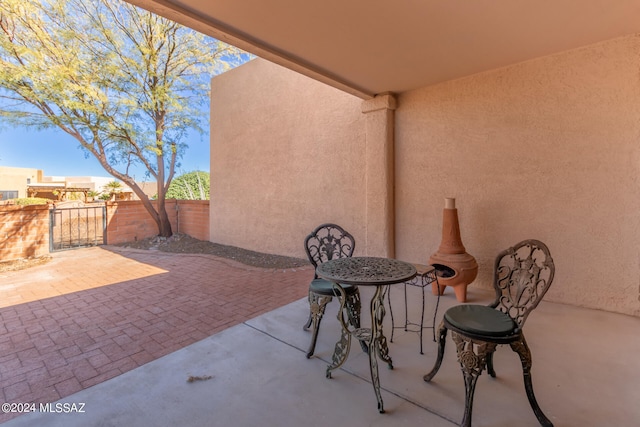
[166,171,210,200]
[13,198,50,206]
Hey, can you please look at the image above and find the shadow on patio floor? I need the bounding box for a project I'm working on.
[0,246,312,424]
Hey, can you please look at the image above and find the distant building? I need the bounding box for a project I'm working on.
[0,166,157,202]
[136,181,158,200]
[0,166,42,200]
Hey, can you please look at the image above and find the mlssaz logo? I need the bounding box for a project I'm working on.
[39,403,86,413]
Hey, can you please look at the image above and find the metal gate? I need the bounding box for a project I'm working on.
[49,205,106,251]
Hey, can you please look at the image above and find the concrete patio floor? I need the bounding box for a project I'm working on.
[2,247,639,426]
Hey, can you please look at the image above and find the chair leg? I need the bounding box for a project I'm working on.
[305,292,332,359]
[344,290,368,353]
[486,350,496,378]
[303,290,315,330]
[431,278,441,342]
[451,331,496,427]
[510,336,554,427]
[450,332,498,427]
[423,320,448,382]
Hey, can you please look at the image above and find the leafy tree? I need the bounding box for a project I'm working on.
[0,0,245,236]
[104,180,122,193]
[101,179,122,200]
[166,170,209,200]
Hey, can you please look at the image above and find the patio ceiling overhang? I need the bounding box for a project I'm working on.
[127,0,640,99]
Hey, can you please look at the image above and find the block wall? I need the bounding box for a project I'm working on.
[0,200,210,261]
[0,204,50,260]
[105,200,209,245]
[173,200,209,241]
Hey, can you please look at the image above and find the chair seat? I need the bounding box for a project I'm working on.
[310,278,357,296]
[444,305,516,337]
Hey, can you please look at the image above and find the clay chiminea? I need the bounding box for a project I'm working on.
[429,197,478,302]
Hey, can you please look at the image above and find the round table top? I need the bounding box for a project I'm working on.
[316,256,417,286]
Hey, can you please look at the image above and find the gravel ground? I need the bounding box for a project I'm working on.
[0,233,309,272]
[0,256,52,272]
[115,233,309,269]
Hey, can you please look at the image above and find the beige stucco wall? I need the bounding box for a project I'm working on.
[210,59,366,257]
[395,34,640,316]
[0,167,41,199]
[210,36,640,316]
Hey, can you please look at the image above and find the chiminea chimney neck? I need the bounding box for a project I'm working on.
[438,205,465,254]
[444,197,456,209]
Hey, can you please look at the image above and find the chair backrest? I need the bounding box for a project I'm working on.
[304,224,355,275]
[491,239,555,329]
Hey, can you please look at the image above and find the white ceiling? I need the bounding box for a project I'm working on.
[129,0,640,99]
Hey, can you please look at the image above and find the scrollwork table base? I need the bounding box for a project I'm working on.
[316,257,417,413]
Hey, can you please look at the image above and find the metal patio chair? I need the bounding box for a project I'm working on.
[423,239,555,427]
[303,223,366,358]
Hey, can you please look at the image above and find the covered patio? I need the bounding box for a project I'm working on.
[127,0,640,318]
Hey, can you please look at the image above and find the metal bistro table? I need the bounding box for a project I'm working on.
[316,256,417,413]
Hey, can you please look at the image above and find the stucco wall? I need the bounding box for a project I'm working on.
[210,59,366,258]
[209,37,640,316]
[395,35,640,316]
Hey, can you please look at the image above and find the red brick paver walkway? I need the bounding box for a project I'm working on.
[0,246,312,423]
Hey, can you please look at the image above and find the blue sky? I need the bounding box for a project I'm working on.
[0,125,211,181]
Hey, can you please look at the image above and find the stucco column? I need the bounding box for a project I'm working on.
[361,93,397,257]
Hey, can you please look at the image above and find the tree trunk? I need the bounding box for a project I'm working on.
[108,174,173,238]
[155,196,173,237]
[128,184,173,237]
[154,147,173,237]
